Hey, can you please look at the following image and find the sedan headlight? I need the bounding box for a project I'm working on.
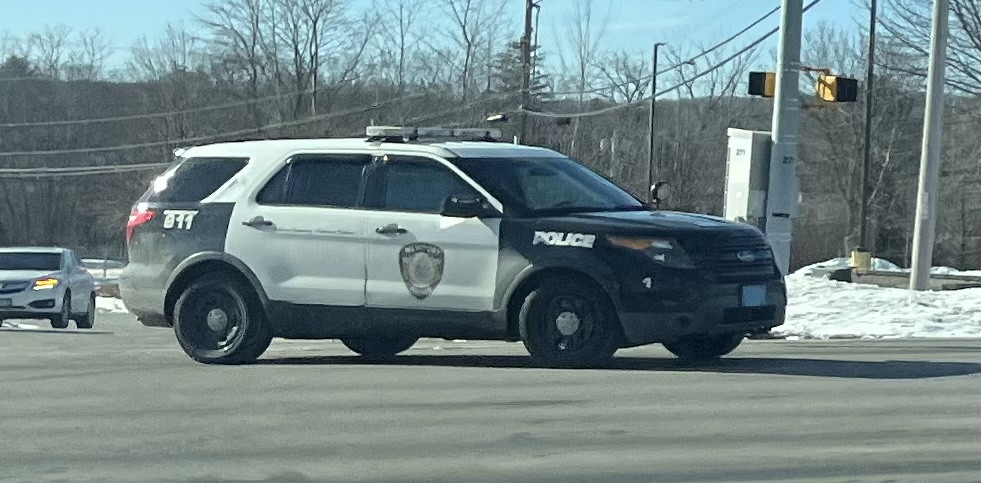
[607,236,695,269]
[32,278,60,290]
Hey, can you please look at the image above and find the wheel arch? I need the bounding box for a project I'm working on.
[164,252,270,322]
[502,264,621,339]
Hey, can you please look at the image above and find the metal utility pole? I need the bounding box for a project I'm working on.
[518,0,535,144]
[858,0,877,251]
[767,0,804,275]
[647,42,665,203]
[910,0,950,291]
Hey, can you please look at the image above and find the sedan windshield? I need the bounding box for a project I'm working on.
[451,157,646,216]
[0,253,62,271]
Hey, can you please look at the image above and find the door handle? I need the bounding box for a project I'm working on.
[375,223,408,235]
[242,216,274,229]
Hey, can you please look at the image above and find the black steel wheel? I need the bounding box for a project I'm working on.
[519,280,621,368]
[663,333,744,361]
[174,273,272,364]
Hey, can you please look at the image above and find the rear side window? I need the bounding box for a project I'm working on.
[257,154,369,207]
[364,157,479,213]
[146,157,248,203]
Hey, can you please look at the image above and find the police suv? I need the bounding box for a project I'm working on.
[121,126,786,366]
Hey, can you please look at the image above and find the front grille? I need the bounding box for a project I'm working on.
[0,281,30,294]
[682,234,778,282]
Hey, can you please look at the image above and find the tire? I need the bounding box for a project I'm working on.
[519,280,621,368]
[341,337,418,359]
[75,293,96,329]
[173,272,272,364]
[50,293,71,329]
[663,333,744,361]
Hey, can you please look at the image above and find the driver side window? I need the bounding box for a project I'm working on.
[365,157,479,213]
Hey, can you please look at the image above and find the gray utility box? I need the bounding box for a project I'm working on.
[724,129,772,231]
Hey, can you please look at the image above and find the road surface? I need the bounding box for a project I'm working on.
[2,311,979,483]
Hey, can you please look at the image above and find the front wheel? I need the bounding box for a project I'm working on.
[173,273,272,364]
[75,293,96,329]
[50,293,71,329]
[341,337,418,359]
[519,280,621,368]
[663,333,744,361]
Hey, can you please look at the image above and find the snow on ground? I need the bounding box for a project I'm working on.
[96,297,128,314]
[778,264,981,340]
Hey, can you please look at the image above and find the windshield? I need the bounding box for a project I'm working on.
[451,157,645,216]
[0,253,62,271]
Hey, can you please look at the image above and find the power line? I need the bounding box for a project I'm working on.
[551,4,783,97]
[1,93,508,175]
[522,0,825,119]
[0,84,351,128]
[0,93,427,158]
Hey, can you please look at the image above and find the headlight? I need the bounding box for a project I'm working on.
[607,236,695,269]
[32,278,60,290]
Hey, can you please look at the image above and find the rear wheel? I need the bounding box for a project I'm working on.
[75,293,96,329]
[173,273,272,364]
[341,337,418,359]
[50,293,71,329]
[519,280,621,368]
[663,333,744,361]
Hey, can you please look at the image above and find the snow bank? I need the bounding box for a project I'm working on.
[777,272,981,340]
[96,297,128,314]
[794,257,901,276]
[795,257,981,278]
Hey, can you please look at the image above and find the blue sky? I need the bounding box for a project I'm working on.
[0,0,862,70]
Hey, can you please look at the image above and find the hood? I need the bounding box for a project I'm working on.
[541,210,761,236]
[0,270,60,283]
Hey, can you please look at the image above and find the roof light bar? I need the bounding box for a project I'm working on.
[365,126,502,141]
[365,126,416,138]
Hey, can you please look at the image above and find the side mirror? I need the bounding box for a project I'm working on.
[441,194,498,218]
[649,181,669,209]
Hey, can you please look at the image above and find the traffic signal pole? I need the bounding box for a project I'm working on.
[910,0,949,291]
[767,0,804,275]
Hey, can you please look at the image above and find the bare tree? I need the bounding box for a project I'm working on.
[66,28,113,80]
[199,0,270,128]
[593,50,649,102]
[557,0,608,105]
[879,0,981,94]
[29,24,72,78]
[441,0,490,100]
[378,0,425,91]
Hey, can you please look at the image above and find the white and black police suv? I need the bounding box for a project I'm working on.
[121,126,786,366]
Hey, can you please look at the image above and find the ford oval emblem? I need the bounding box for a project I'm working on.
[736,250,757,262]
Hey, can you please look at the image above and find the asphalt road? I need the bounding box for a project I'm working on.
[1,311,980,483]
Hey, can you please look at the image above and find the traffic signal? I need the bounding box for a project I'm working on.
[816,74,859,102]
[748,71,776,98]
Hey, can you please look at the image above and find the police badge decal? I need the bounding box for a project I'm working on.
[399,243,445,299]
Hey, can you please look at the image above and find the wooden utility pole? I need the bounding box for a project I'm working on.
[647,42,665,203]
[518,0,535,144]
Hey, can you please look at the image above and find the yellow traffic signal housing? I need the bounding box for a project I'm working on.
[817,74,859,102]
[748,71,776,97]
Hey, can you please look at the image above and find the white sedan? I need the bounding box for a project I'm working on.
[0,247,97,329]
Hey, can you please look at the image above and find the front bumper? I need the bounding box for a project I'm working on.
[615,277,786,346]
[0,285,66,320]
